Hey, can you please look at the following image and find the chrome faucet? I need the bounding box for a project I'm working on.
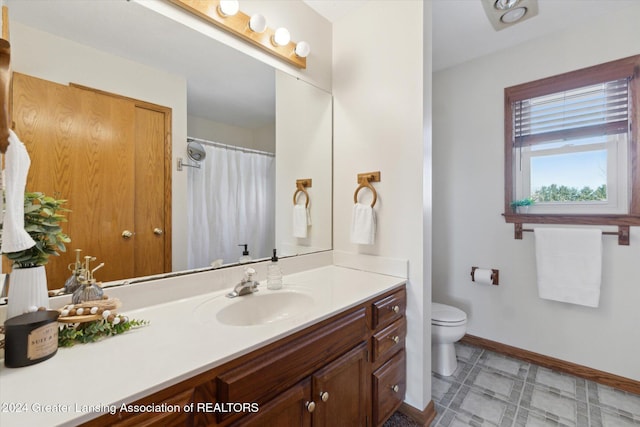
[227,267,259,298]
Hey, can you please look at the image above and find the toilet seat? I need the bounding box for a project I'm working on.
[432,303,466,327]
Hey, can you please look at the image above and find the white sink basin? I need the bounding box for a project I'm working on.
[194,289,316,326]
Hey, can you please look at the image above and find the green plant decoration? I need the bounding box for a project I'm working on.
[58,318,150,347]
[510,197,535,209]
[4,192,71,268]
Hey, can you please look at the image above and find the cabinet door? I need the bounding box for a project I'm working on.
[231,379,311,427]
[312,343,368,427]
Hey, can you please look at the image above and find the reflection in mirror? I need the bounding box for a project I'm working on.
[5,1,332,297]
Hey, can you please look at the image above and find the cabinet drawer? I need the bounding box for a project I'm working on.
[372,289,406,330]
[217,308,367,415]
[372,350,405,427]
[372,318,406,363]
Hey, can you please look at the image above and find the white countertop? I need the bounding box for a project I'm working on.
[0,265,405,426]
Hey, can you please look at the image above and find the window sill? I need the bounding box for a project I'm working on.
[503,213,640,226]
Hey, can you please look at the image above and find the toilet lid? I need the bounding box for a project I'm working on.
[431,303,467,325]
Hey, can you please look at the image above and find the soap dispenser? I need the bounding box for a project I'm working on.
[63,249,84,294]
[238,244,252,263]
[72,256,105,304]
[267,249,283,290]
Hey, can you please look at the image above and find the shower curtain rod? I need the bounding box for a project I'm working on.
[187,136,275,157]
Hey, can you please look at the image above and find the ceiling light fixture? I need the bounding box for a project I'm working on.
[501,7,527,23]
[480,0,538,31]
[494,0,519,10]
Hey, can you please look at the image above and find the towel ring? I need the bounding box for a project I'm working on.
[353,182,377,208]
[293,186,310,208]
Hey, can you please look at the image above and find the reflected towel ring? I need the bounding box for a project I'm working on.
[353,182,377,208]
[293,185,310,208]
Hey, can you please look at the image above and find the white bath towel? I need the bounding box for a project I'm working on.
[1,130,36,254]
[350,203,376,245]
[293,204,309,238]
[534,227,602,307]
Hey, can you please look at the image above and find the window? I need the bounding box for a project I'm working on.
[504,55,640,226]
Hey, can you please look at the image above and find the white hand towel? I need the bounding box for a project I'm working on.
[1,130,36,254]
[350,203,376,245]
[534,227,602,307]
[293,204,308,238]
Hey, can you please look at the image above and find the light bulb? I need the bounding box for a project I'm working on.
[501,7,527,23]
[295,41,311,58]
[272,27,290,47]
[249,14,267,33]
[218,0,239,17]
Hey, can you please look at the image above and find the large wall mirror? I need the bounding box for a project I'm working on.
[4,0,332,296]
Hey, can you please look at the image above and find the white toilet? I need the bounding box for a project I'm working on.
[431,302,467,376]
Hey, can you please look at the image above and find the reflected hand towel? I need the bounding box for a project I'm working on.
[293,205,308,238]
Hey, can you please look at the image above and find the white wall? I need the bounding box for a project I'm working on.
[433,4,640,380]
[187,115,276,153]
[275,70,332,256]
[333,1,429,410]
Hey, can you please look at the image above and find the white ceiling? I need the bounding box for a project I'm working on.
[304,0,639,72]
[8,0,639,128]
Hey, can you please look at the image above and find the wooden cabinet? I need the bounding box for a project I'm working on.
[84,285,406,427]
[371,288,407,427]
[311,343,368,427]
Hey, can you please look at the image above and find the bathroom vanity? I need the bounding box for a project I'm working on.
[0,265,406,427]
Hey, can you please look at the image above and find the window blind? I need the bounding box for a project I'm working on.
[514,78,629,146]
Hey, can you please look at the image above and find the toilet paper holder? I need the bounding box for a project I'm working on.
[470,266,499,286]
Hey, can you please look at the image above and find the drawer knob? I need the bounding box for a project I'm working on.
[391,335,400,344]
[391,384,399,393]
[306,401,316,413]
[320,391,330,402]
[390,305,400,314]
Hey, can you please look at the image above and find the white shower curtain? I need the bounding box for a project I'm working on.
[187,143,275,269]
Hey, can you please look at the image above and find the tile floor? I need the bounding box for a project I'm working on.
[434,342,640,427]
[385,342,640,427]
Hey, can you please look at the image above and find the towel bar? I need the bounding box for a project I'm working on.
[514,223,630,245]
[353,171,380,208]
[293,179,311,208]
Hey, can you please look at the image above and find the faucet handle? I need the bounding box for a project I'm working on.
[244,267,256,281]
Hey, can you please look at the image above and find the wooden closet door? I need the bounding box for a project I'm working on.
[12,73,136,288]
[134,106,167,277]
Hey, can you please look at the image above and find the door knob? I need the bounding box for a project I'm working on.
[153,228,164,235]
[305,401,316,413]
[122,230,134,239]
[320,391,329,402]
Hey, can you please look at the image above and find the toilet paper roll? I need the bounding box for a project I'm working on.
[473,268,494,285]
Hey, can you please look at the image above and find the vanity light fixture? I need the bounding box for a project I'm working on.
[249,14,267,33]
[217,0,239,17]
[480,0,538,31]
[272,27,290,47]
[169,0,309,69]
